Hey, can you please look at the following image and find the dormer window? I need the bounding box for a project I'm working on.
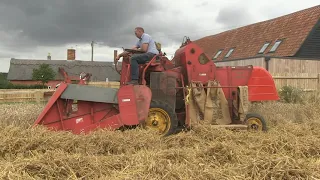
[225,48,235,58]
[269,40,282,52]
[213,49,223,59]
[258,42,270,53]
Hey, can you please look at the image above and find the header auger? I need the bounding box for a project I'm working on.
[33,37,279,136]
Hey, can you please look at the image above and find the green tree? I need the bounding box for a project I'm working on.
[0,73,10,88]
[32,64,56,88]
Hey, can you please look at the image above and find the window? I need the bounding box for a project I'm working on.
[258,42,270,54]
[269,40,282,52]
[213,49,223,59]
[199,53,210,64]
[225,48,235,58]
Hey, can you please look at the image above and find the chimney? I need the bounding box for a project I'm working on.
[47,53,51,60]
[67,49,76,60]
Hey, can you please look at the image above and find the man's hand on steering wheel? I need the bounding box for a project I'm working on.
[115,51,127,63]
[114,50,132,75]
[115,55,120,61]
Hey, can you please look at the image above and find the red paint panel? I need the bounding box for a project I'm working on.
[117,85,139,125]
[33,83,68,126]
[117,85,152,125]
[177,43,216,84]
[58,114,96,132]
[74,115,123,134]
[247,67,279,101]
[133,85,152,122]
[42,113,122,134]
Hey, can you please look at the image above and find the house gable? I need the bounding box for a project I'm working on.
[295,18,320,58]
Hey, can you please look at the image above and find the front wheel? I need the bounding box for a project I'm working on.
[145,100,178,136]
[244,113,268,131]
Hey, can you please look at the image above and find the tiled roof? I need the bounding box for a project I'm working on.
[7,59,120,81]
[193,5,320,61]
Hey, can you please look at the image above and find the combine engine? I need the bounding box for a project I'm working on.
[34,37,279,136]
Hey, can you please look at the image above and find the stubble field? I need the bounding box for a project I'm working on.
[0,101,319,180]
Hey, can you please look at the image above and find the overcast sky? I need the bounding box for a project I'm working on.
[0,0,319,72]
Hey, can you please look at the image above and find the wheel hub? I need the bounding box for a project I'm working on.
[152,120,158,126]
[247,117,263,131]
[146,108,171,134]
[251,124,259,130]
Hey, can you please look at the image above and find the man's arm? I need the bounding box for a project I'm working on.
[115,51,130,61]
[140,35,151,52]
[140,43,148,52]
[132,40,140,50]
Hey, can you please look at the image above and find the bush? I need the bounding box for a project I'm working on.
[278,85,305,104]
[0,73,48,89]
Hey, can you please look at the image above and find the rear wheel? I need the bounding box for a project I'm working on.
[145,100,178,136]
[244,113,267,131]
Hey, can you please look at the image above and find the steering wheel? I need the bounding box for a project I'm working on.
[124,49,145,54]
[114,48,144,75]
[114,59,122,75]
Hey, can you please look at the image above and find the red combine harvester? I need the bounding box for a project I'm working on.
[33,37,279,136]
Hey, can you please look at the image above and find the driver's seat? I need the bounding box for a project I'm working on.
[145,42,163,64]
[140,51,163,68]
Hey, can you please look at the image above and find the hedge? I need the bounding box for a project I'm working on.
[0,82,48,89]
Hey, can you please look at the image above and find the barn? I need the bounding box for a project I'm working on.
[193,5,320,90]
[6,58,120,89]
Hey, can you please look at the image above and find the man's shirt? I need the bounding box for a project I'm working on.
[135,33,159,55]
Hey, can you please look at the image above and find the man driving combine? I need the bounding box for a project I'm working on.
[115,27,159,85]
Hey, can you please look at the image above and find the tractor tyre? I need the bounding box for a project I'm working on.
[145,100,178,136]
[244,113,267,132]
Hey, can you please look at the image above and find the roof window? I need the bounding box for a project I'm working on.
[258,42,270,53]
[213,49,223,59]
[269,40,282,52]
[225,48,234,58]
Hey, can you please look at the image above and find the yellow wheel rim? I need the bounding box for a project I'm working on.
[247,117,263,131]
[146,108,171,135]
